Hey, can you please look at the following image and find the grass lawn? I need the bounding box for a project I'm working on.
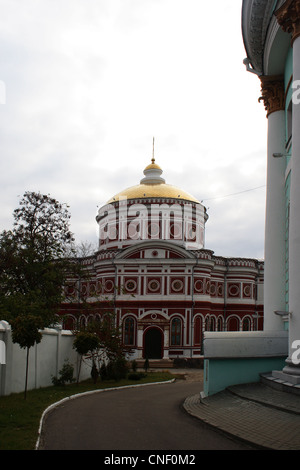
[0,371,177,450]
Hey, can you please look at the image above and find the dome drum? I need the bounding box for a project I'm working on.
[96,160,207,251]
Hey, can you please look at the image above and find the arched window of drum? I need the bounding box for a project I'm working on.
[210,317,216,331]
[124,317,135,346]
[171,318,182,346]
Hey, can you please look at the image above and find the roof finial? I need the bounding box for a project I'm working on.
[152,137,155,164]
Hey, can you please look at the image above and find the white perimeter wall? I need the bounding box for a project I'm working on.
[0,321,92,396]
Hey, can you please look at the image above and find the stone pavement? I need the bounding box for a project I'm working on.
[183,381,300,450]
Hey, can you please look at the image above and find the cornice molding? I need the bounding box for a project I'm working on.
[242,0,277,75]
[275,0,300,45]
[258,75,285,117]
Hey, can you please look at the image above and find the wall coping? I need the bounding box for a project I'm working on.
[204,330,288,359]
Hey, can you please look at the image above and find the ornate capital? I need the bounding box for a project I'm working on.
[275,0,300,45]
[258,76,285,117]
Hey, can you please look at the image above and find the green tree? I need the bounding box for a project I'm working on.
[0,192,75,396]
[0,191,75,323]
[10,315,43,399]
[87,314,129,367]
[72,311,131,383]
[73,331,100,383]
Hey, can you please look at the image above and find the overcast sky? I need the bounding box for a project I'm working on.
[0,0,268,259]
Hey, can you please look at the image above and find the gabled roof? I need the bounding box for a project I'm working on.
[114,240,197,260]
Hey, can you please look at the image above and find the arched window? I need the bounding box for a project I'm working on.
[80,315,86,329]
[171,318,182,346]
[242,317,251,331]
[194,316,202,345]
[123,317,135,346]
[62,315,76,331]
[210,317,216,331]
[227,316,239,331]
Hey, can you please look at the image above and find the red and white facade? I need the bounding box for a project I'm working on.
[60,159,264,360]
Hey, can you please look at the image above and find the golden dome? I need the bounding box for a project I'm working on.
[107,183,200,203]
[107,158,200,204]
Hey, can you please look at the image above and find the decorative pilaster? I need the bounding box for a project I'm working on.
[258,76,285,117]
[275,0,300,45]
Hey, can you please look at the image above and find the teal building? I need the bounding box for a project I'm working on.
[204,0,300,395]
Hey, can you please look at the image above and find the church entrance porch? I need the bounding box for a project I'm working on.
[143,327,163,359]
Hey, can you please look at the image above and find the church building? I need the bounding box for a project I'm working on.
[60,158,264,362]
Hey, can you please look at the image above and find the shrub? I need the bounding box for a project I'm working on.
[128,372,147,381]
[52,361,75,386]
[100,362,108,381]
[91,360,99,384]
[104,357,128,381]
[111,357,128,381]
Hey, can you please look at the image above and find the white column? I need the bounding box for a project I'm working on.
[284,33,300,376]
[137,327,143,359]
[264,109,286,331]
[163,327,169,359]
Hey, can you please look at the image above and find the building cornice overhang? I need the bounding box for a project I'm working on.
[242,0,281,75]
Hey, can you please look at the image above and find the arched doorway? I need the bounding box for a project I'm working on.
[143,327,163,359]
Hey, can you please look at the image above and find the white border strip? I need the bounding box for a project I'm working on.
[35,379,175,450]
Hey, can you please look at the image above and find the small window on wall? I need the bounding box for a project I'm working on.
[124,317,135,346]
[171,318,182,346]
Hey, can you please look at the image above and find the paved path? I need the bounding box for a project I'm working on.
[184,382,300,450]
[39,372,254,451]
